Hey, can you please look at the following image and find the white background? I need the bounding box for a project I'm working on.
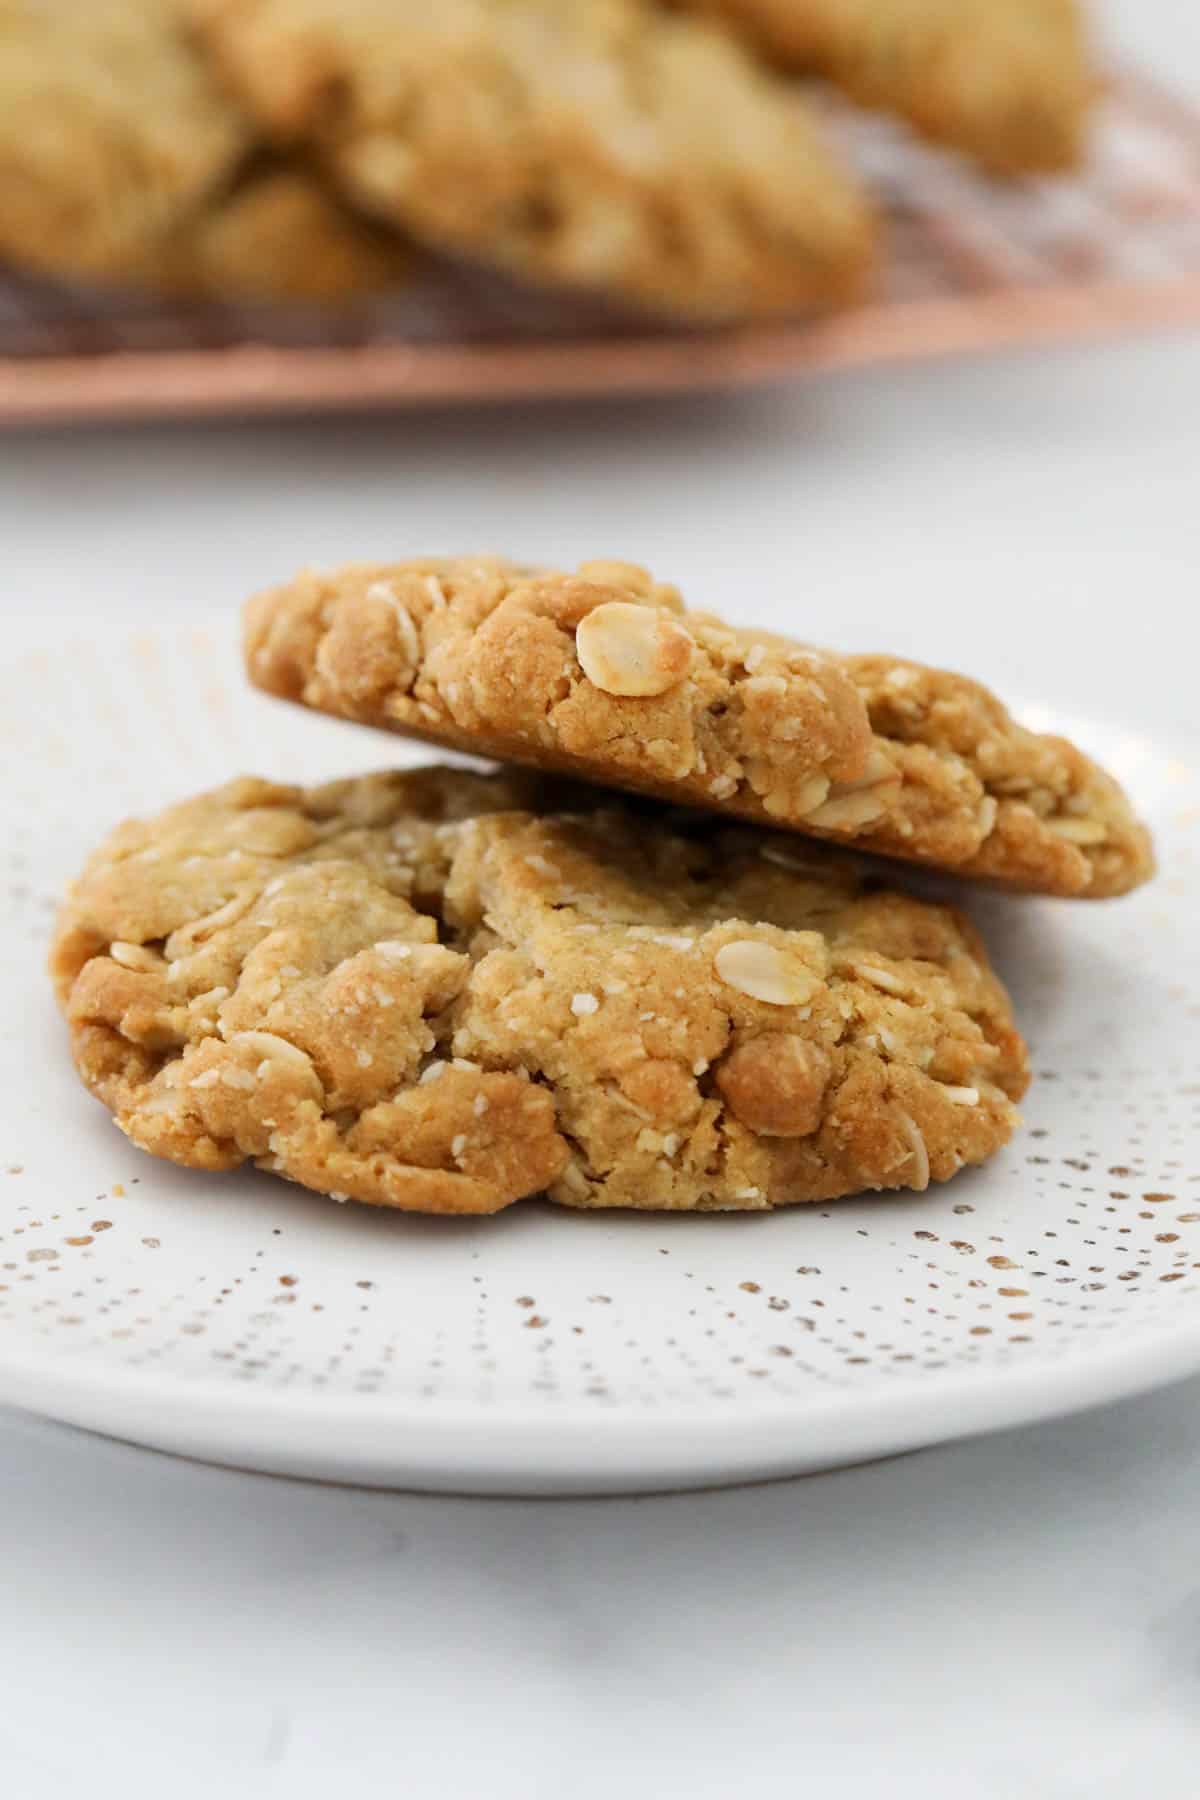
[2,3,1199,1795]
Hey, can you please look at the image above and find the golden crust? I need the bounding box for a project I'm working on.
[243,558,1155,899]
[189,0,876,319]
[51,766,1028,1215]
[670,0,1095,175]
[0,0,248,279]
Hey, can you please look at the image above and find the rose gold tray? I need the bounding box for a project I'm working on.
[2,68,1198,427]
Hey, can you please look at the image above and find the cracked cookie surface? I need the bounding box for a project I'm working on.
[190,0,875,319]
[244,558,1154,899]
[51,767,1028,1215]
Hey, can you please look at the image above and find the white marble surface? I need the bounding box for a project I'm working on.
[2,1384,1200,1800]
[3,3,1200,1793]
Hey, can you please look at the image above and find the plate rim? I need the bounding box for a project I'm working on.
[3,1303,1199,1493]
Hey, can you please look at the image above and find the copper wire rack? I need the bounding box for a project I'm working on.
[2,68,1199,426]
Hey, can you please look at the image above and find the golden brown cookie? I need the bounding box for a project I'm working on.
[668,0,1095,175]
[123,165,415,302]
[51,767,1028,1215]
[189,0,876,320]
[0,0,248,280]
[243,558,1154,900]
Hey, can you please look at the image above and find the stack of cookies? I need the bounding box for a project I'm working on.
[51,560,1154,1216]
[3,0,1095,314]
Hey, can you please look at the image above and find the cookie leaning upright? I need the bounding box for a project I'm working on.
[189,0,876,319]
[51,766,1028,1215]
[243,558,1155,899]
[0,0,248,280]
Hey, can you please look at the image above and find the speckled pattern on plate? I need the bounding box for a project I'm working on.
[3,619,1199,1493]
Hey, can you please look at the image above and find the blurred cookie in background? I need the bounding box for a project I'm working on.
[0,2,412,303]
[665,0,1096,174]
[0,0,248,281]
[191,0,878,320]
[122,163,414,302]
[0,0,1107,336]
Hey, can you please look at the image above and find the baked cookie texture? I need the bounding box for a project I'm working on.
[189,0,877,319]
[123,165,415,302]
[244,558,1154,900]
[0,0,247,280]
[51,767,1028,1215]
[668,0,1095,175]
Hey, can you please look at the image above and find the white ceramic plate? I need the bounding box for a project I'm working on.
[2,620,1198,1494]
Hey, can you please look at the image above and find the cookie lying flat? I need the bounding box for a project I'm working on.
[0,0,247,280]
[123,166,415,303]
[190,0,876,320]
[244,559,1154,899]
[51,767,1027,1215]
[668,0,1094,176]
